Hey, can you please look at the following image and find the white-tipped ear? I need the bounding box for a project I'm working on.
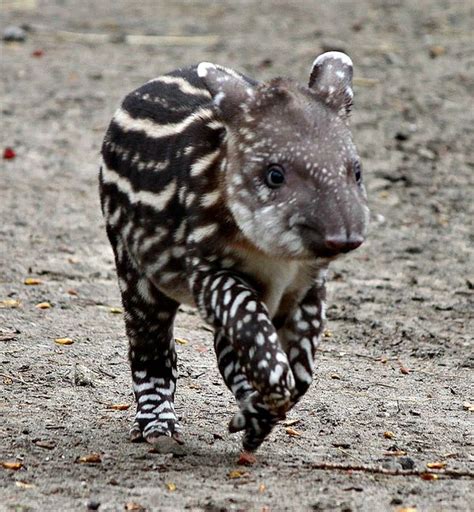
[197,62,255,118]
[309,51,354,118]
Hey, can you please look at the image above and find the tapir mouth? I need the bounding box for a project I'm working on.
[298,224,365,258]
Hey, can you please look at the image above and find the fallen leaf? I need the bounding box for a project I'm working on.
[285,427,301,437]
[125,503,146,512]
[399,365,410,375]
[32,49,44,57]
[462,402,474,412]
[33,440,56,450]
[330,373,341,380]
[175,337,188,345]
[77,453,101,464]
[429,45,445,58]
[258,483,266,493]
[166,482,176,491]
[188,383,201,389]
[0,299,21,308]
[3,147,16,160]
[107,404,130,411]
[67,289,78,296]
[397,508,417,512]
[323,329,333,338]
[15,481,35,489]
[384,450,407,456]
[228,469,249,479]
[420,473,438,481]
[1,461,23,470]
[380,356,388,364]
[384,431,395,439]
[54,337,74,346]
[237,451,256,466]
[24,278,42,285]
[282,418,300,427]
[35,302,51,309]
[426,461,447,469]
[109,307,123,314]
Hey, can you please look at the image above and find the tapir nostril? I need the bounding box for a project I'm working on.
[324,236,364,253]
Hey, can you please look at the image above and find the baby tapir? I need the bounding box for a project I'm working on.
[99,51,369,452]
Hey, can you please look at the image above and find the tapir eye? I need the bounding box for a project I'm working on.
[265,164,286,188]
[353,161,362,184]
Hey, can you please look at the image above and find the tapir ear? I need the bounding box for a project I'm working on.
[197,62,255,120]
[309,51,354,118]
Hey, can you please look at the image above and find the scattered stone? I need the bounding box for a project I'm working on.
[72,364,95,387]
[87,499,100,510]
[395,131,410,142]
[429,45,445,58]
[2,25,27,42]
[399,456,416,470]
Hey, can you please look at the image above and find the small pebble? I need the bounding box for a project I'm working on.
[2,25,27,42]
[86,499,100,510]
[399,456,416,470]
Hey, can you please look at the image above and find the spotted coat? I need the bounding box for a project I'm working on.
[99,51,369,451]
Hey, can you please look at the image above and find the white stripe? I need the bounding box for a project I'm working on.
[101,161,176,210]
[158,411,177,420]
[138,393,160,403]
[201,189,221,208]
[153,401,171,414]
[113,106,213,139]
[149,75,210,97]
[190,149,221,177]
[136,412,157,420]
[133,381,155,393]
[229,290,252,319]
[190,223,218,243]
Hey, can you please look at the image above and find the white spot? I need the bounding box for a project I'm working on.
[313,51,353,69]
[289,347,299,361]
[293,362,312,384]
[197,61,215,78]
[269,364,284,386]
[297,320,310,331]
[246,301,257,312]
[214,91,226,106]
[302,304,318,315]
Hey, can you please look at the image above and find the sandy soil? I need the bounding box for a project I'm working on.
[1,1,473,511]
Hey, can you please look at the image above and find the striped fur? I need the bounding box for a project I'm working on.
[99,54,369,451]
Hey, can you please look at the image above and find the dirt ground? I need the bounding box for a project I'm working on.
[1,1,473,511]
